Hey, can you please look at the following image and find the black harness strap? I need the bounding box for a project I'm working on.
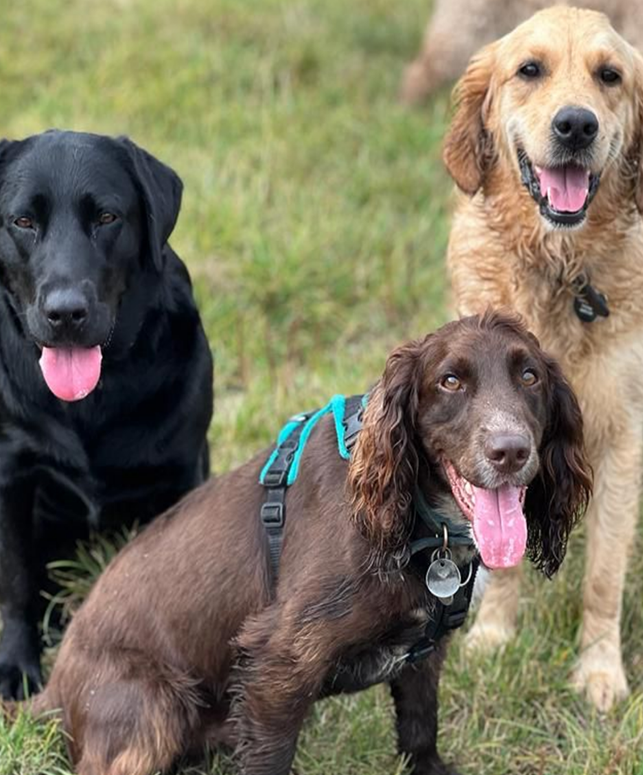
[406,558,479,663]
[260,413,312,580]
[342,395,365,450]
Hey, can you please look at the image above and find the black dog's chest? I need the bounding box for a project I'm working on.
[322,609,432,696]
[33,466,99,532]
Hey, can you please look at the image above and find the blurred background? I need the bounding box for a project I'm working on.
[0,1,641,773]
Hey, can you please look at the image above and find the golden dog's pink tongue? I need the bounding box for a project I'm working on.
[471,484,527,569]
[536,166,589,212]
[39,346,102,402]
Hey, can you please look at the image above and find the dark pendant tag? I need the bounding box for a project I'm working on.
[574,295,598,322]
[426,558,461,600]
[574,283,609,324]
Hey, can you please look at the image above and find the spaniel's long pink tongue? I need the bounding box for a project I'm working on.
[39,346,102,402]
[471,484,527,569]
[536,166,589,212]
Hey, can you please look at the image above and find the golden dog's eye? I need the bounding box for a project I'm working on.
[14,216,34,229]
[518,61,542,79]
[520,369,538,386]
[98,212,118,225]
[440,374,462,392]
[599,67,621,86]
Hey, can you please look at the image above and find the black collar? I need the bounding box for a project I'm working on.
[409,486,475,559]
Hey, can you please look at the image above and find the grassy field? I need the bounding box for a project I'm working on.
[0,0,642,773]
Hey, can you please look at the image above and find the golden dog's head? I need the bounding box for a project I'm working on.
[443,7,643,230]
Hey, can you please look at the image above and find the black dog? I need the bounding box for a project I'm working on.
[0,130,213,699]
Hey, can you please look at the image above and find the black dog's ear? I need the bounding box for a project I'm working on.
[0,139,16,174]
[117,137,183,272]
[524,357,592,578]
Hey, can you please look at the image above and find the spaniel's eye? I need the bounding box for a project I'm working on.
[14,216,34,229]
[599,67,621,86]
[98,212,118,225]
[518,61,542,79]
[440,374,462,392]
[520,369,538,387]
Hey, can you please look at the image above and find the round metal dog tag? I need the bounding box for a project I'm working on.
[426,558,461,600]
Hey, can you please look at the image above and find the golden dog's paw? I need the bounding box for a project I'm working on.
[463,621,515,654]
[571,656,630,713]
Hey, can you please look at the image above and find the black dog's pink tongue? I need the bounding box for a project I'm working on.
[39,346,102,402]
[471,484,527,569]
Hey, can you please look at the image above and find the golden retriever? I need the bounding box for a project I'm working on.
[443,7,643,712]
[400,0,643,105]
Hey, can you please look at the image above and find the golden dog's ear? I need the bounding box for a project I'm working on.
[634,55,643,214]
[443,42,497,195]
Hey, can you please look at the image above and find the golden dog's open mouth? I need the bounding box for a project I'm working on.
[518,150,601,228]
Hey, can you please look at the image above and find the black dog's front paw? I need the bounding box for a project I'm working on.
[0,626,43,700]
[0,660,42,700]
[411,757,461,775]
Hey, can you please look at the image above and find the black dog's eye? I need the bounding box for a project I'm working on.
[520,368,538,387]
[599,67,621,86]
[440,374,463,392]
[518,61,542,79]
[98,212,118,225]
[14,216,34,229]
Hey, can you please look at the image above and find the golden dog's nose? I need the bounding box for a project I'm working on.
[553,106,599,150]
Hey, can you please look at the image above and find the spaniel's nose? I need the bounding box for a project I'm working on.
[552,106,599,151]
[484,434,530,474]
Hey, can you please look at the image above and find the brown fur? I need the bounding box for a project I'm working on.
[30,313,590,775]
[400,0,643,105]
[443,7,643,711]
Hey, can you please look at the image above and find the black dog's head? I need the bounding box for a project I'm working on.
[0,130,183,401]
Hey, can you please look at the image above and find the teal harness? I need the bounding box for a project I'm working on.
[258,393,479,663]
[259,394,366,487]
[259,394,366,574]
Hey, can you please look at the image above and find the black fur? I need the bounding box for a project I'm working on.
[0,130,213,699]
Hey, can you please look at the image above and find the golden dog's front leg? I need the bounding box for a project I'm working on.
[571,429,642,712]
[464,565,522,653]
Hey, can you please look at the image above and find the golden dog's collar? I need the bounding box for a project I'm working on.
[572,273,610,323]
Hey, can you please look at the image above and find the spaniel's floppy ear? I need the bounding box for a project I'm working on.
[442,41,497,195]
[117,137,183,272]
[524,356,592,577]
[348,338,426,557]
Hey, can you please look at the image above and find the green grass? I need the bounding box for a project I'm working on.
[1,0,642,773]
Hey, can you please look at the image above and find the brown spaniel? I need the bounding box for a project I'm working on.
[29,311,590,775]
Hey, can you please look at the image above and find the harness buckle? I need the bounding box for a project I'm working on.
[261,501,285,528]
[263,469,288,488]
[406,640,436,663]
[444,608,468,629]
[343,409,363,449]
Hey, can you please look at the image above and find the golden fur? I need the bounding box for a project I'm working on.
[400,0,643,105]
[443,7,643,712]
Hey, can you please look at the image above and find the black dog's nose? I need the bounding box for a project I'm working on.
[43,288,89,331]
[552,106,599,150]
[484,434,530,474]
